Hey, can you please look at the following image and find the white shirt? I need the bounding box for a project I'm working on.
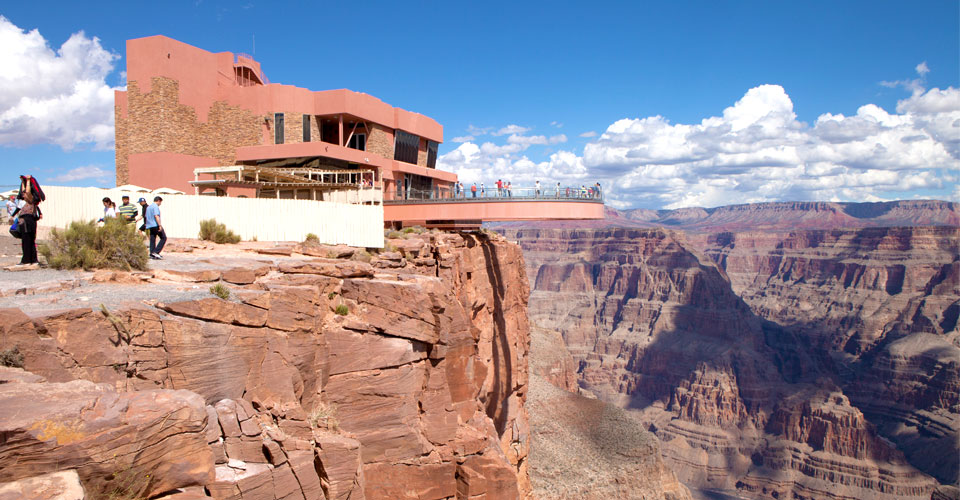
[105,206,116,218]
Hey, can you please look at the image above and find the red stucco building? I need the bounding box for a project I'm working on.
[115,36,602,226]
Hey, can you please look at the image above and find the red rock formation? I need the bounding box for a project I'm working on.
[527,326,691,500]
[500,227,943,500]
[695,226,960,485]
[0,232,531,499]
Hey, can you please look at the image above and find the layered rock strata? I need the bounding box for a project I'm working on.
[694,226,960,485]
[0,232,531,499]
[500,227,944,500]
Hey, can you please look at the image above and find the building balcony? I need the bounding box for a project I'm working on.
[383,184,605,225]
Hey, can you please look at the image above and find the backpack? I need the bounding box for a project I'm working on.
[18,176,45,204]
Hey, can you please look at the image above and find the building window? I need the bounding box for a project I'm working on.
[426,140,439,169]
[348,133,366,151]
[274,113,284,144]
[394,130,419,164]
[303,114,311,142]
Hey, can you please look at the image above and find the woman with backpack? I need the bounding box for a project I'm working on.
[11,175,43,267]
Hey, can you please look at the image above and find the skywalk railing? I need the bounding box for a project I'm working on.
[385,185,604,204]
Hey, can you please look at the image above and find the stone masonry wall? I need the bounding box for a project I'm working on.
[115,103,129,185]
[367,124,394,160]
[116,77,264,185]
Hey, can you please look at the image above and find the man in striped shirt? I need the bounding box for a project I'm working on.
[117,195,139,223]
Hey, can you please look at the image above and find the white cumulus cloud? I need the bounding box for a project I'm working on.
[492,124,531,136]
[49,165,113,182]
[0,16,122,150]
[441,81,960,209]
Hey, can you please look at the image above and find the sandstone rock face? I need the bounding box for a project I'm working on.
[0,471,84,500]
[0,377,213,498]
[527,326,691,500]
[695,226,960,485]
[0,231,531,499]
[501,227,944,500]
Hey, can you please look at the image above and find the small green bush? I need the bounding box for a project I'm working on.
[327,292,337,300]
[352,250,373,263]
[304,233,319,244]
[385,230,405,239]
[199,219,241,244]
[40,218,149,271]
[210,283,230,300]
[335,304,349,316]
[0,346,24,368]
[309,401,339,431]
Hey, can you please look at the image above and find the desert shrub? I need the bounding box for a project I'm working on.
[100,466,151,500]
[335,304,349,316]
[0,346,24,368]
[351,249,372,263]
[210,283,230,300]
[198,219,241,244]
[304,233,319,244]
[309,401,339,431]
[40,218,148,271]
[402,225,426,234]
[385,230,405,240]
[327,292,337,300]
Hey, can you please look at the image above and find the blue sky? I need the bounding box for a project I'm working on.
[0,1,957,208]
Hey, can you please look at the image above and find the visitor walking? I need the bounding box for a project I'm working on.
[506,181,512,197]
[480,182,485,197]
[595,182,602,199]
[5,195,18,224]
[455,182,461,198]
[496,179,503,197]
[471,183,477,198]
[535,180,541,198]
[556,182,561,198]
[12,175,42,268]
[145,196,166,260]
[137,197,149,232]
[99,197,116,222]
[118,195,138,223]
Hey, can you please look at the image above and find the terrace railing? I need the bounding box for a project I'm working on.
[385,185,604,203]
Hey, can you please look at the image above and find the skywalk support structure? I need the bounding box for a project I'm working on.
[115,36,602,228]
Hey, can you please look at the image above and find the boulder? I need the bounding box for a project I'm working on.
[278,259,374,279]
[0,379,213,498]
[0,470,84,500]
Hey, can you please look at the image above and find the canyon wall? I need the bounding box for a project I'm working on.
[693,226,959,485]
[0,232,531,499]
[500,226,953,499]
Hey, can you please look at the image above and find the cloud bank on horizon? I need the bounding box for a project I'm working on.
[0,16,957,206]
[440,71,960,209]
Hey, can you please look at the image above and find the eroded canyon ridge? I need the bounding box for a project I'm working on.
[499,200,959,500]
[0,233,534,499]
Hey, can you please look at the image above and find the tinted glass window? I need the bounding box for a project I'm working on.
[348,133,366,151]
[303,114,310,142]
[275,113,284,144]
[394,130,419,164]
[427,140,439,169]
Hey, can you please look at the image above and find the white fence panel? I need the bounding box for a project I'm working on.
[38,186,384,248]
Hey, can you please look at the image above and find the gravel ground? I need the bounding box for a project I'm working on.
[0,233,305,318]
[0,279,216,318]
